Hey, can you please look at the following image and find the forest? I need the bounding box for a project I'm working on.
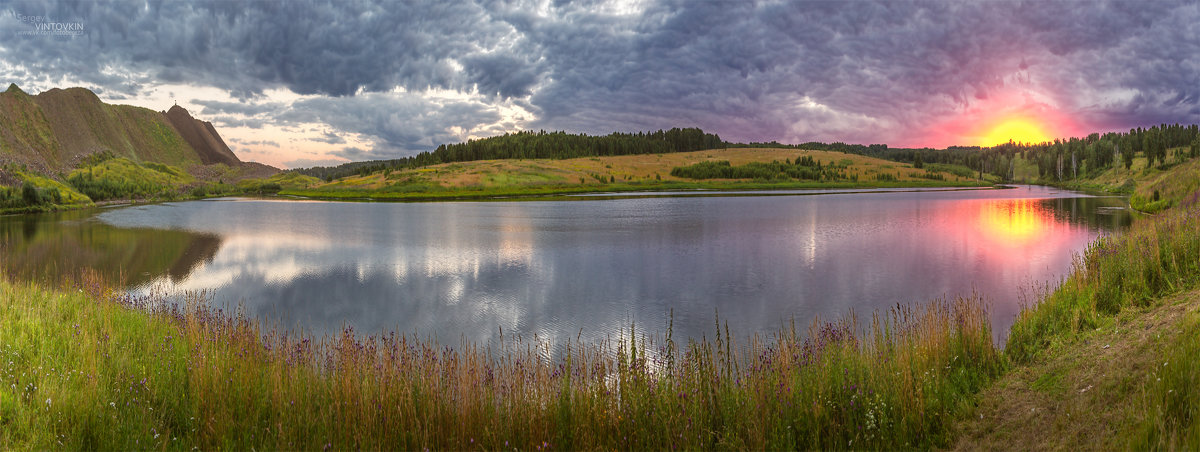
[872,124,1200,182]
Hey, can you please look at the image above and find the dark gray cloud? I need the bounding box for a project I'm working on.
[1,0,514,97]
[2,0,1196,157]
[461,51,542,99]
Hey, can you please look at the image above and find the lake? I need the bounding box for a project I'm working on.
[0,186,1133,348]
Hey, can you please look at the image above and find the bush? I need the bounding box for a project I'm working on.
[66,158,187,201]
[670,160,845,181]
[21,181,40,205]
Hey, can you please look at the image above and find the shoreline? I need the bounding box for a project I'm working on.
[277,179,995,202]
[3,179,998,214]
[3,177,1194,449]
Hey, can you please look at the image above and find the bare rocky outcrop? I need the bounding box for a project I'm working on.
[163,105,241,166]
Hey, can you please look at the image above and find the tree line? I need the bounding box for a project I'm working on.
[855,123,1200,182]
[297,128,724,181]
[294,122,1200,184]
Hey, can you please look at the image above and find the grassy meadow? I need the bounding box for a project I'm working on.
[1,146,991,211]
[278,148,992,201]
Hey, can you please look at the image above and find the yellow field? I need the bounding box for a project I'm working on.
[316,148,982,190]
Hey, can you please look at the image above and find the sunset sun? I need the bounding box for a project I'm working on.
[981,118,1051,147]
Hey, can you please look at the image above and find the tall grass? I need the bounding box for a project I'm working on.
[1131,308,1200,449]
[1001,185,1200,447]
[0,271,1001,450]
[1006,194,1200,363]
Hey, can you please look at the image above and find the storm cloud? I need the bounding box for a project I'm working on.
[2,0,1196,162]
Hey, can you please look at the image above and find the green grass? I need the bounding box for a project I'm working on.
[266,171,323,190]
[0,86,63,165]
[0,168,94,213]
[481,169,566,186]
[123,106,199,167]
[982,154,1200,446]
[1126,154,1200,214]
[669,159,848,181]
[14,170,92,205]
[0,271,1002,450]
[1006,193,1200,363]
[923,163,978,180]
[66,158,191,201]
[1131,307,1200,449]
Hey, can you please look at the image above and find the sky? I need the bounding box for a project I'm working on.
[1,0,1197,169]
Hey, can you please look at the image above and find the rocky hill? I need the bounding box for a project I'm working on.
[0,84,271,177]
[163,104,240,166]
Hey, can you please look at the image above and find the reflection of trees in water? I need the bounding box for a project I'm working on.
[1041,197,1135,230]
[0,210,221,287]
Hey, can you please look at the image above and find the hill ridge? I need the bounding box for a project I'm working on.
[163,104,240,166]
[0,84,249,175]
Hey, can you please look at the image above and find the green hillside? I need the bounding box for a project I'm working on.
[0,84,63,168]
[0,84,278,212]
[0,85,203,172]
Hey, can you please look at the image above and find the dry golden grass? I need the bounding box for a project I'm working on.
[320,148,979,191]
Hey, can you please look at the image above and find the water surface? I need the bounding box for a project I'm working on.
[0,186,1133,347]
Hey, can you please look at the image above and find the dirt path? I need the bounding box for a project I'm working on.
[951,291,1199,450]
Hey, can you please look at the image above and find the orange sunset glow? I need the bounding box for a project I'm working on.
[920,89,1079,149]
[980,117,1052,147]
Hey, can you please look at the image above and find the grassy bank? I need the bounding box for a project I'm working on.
[1006,191,1200,362]
[0,272,1001,450]
[952,177,1200,448]
[954,289,1200,450]
[0,160,296,214]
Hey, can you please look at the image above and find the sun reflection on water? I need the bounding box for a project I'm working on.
[977,199,1053,245]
